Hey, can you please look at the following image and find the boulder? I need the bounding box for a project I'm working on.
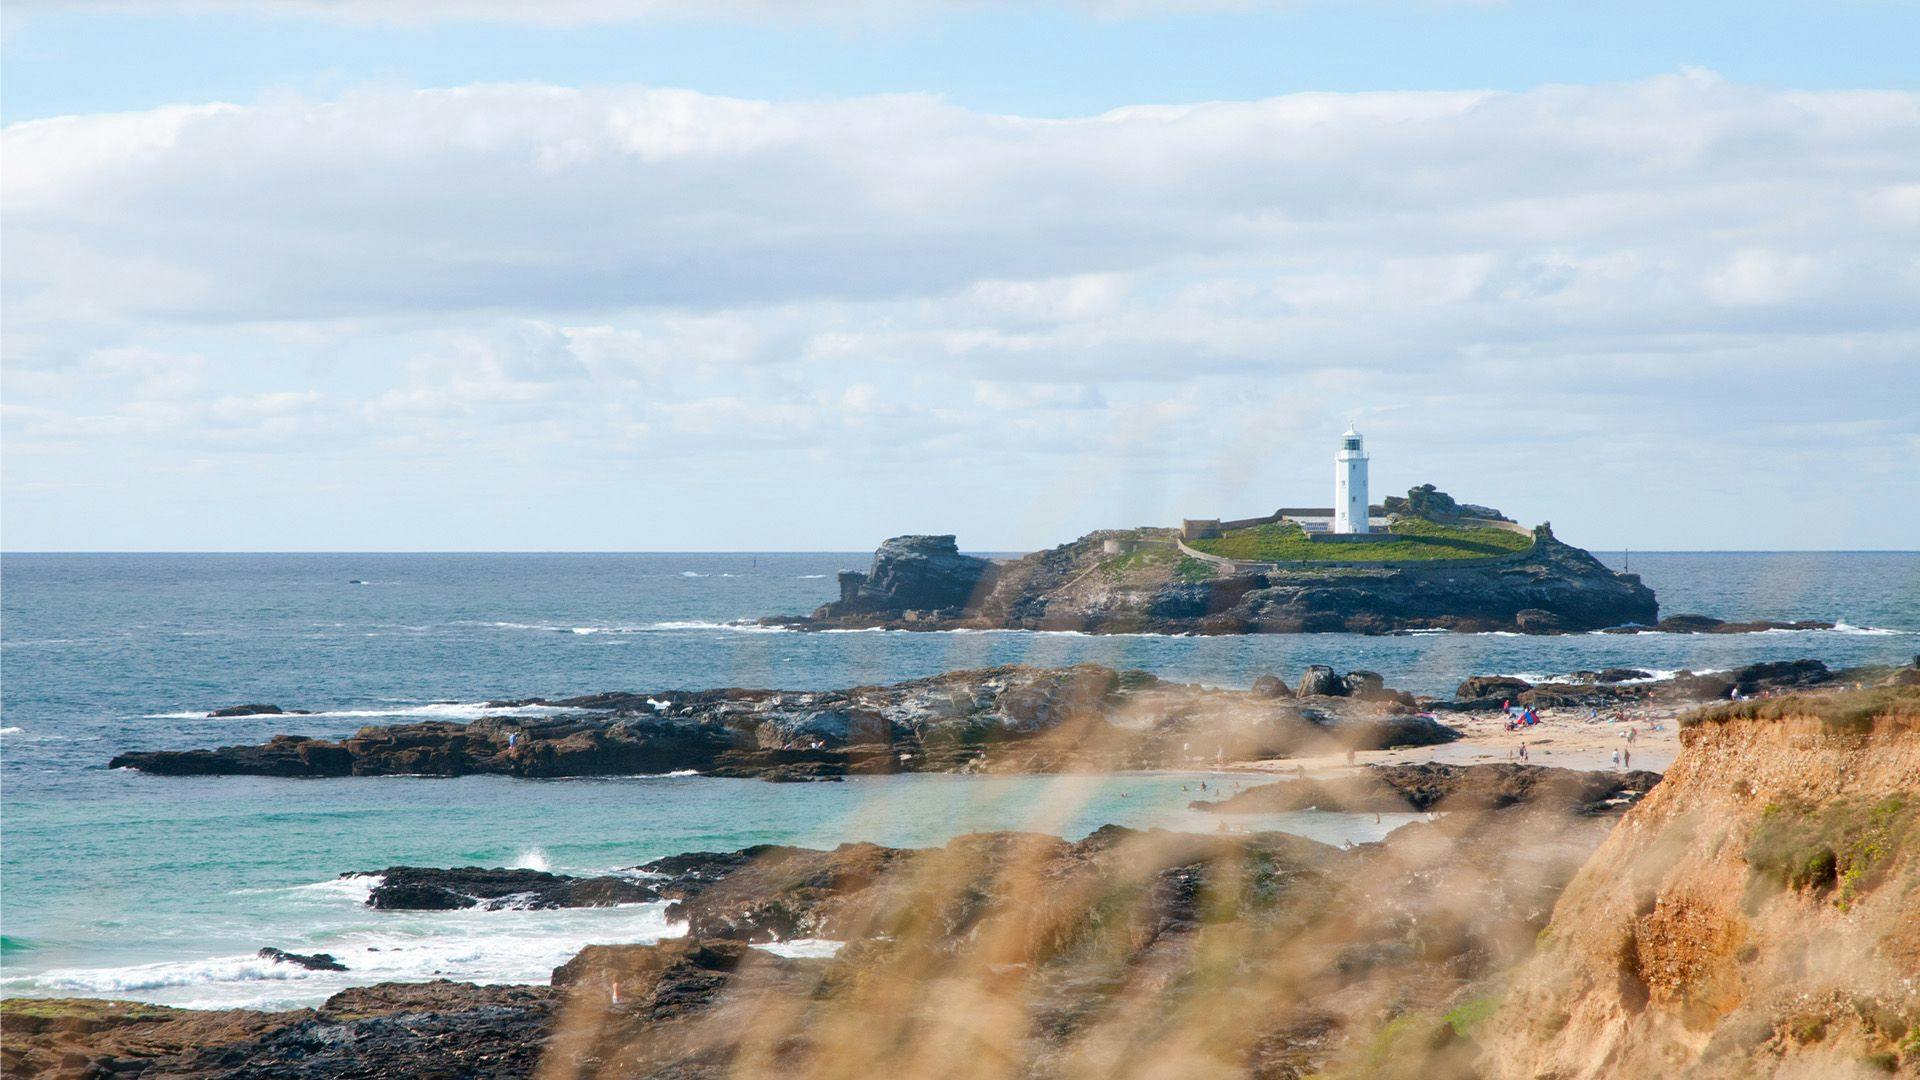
[209,704,284,717]
[1296,665,1349,698]
[1344,670,1386,696]
[1250,674,1292,699]
[1455,675,1533,704]
[1595,668,1652,683]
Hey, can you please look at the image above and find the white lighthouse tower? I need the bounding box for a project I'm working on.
[1333,427,1370,534]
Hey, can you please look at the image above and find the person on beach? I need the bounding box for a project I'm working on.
[1611,747,1620,768]
[1624,747,1632,770]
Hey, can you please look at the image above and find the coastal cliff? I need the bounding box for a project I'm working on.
[772,519,1660,635]
[1479,686,1920,1078]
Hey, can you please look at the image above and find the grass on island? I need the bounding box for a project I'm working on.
[1187,518,1532,564]
[1100,545,1217,582]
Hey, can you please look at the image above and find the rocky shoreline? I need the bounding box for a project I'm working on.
[3,760,1653,1079]
[107,664,1457,781]
[108,658,1904,784]
[19,684,1920,1078]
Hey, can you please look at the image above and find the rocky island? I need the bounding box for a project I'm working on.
[767,483,1674,635]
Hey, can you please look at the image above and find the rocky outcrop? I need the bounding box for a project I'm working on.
[1479,686,1920,1079]
[1381,483,1512,522]
[257,948,347,972]
[108,664,1456,782]
[360,867,658,910]
[1192,762,1663,816]
[209,703,288,717]
[770,522,1662,635]
[812,535,994,621]
[1604,613,1837,634]
[1444,659,1851,711]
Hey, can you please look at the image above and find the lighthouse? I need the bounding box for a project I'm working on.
[1334,427,1370,534]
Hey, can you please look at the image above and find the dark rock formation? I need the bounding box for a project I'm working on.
[1296,665,1348,698]
[109,664,1455,782]
[209,703,285,717]
[1443,660,1840,711]
[257,948,347,972]
[812,535,993,620]
[361,867,658,910]
[1193,762,1663,816]
[769,521,1663,635]
[1602,613,1837,634]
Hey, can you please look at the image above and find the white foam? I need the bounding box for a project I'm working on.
[508,847,552,873]
[680,571,707,578]
[0,726,22,736]
[756,938,844,959]
[0,902,684,1010]
[798,574,827,579]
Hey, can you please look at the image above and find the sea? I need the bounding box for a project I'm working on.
[1,551,1914,1009]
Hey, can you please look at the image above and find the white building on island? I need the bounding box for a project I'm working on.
[1333,427,1370,534]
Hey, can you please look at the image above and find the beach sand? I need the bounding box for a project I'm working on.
[1231,700,1688,778]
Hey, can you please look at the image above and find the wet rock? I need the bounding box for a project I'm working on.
[257,948,347,972]
[362,867,658,911]
[209,704,285,717]
[1595,668,1652,683]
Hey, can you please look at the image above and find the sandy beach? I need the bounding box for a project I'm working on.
[1233,700,1689,778]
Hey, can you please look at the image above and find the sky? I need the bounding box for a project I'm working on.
[3,1,1917,552]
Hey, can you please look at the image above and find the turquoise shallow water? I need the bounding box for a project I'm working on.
[1,551,1914,1006]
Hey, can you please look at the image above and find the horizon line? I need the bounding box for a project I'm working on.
[4,549,1917,557]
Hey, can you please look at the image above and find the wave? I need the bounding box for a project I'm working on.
[508,847,552,873]
[755,938,845,959]
[680,571,707,578]
[798,574,827,579]
[1495,668,1705,686]
[0,902,684,1010]
[0,726,22,736]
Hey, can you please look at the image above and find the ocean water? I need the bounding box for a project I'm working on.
[1,551,1914,1008]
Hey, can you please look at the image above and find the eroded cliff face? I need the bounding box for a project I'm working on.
[1480,688,1920,1079]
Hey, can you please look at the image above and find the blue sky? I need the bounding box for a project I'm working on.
[6,2,1919,123]
[3,2,1917,551]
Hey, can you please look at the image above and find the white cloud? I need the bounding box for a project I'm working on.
[3,75,1917,550]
